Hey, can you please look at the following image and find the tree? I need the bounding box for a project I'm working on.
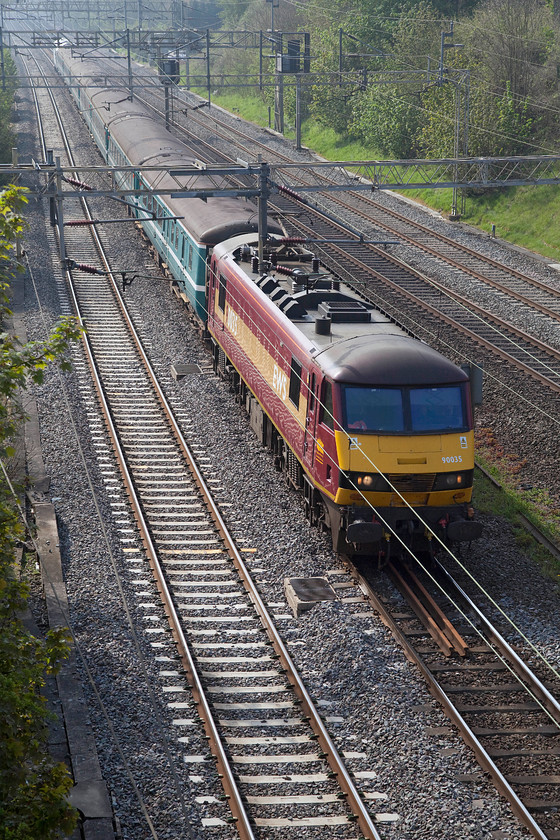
[351,84,423,157]
[349,2,442,157]
[0,56,18,170]
[0,186,82,839]
[458,0,560,152]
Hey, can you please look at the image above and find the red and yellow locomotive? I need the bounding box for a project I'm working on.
[208,234,481,559]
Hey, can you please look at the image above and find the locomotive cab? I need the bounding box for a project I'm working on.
[317,351,481,556]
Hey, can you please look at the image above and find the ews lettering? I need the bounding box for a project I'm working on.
[226,306,239,336]
[273,365,288,401]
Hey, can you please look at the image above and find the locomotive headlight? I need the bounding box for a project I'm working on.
[433,471,472,491]
[362,475,374,487]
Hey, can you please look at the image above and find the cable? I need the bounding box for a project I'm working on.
[58,37,560,691]
[197,255,560,687]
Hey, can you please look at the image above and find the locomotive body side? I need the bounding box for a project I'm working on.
[208,238,313,458]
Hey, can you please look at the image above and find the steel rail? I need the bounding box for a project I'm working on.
[116,74,560,393]
[386,561,468,658]
[516,514,560,564]
[41,47,560,327]
[26,44,383,840]
[61,54,560,559]
[129,78,560,348]
[130,84,560,393]
[434,560,560,725]
[105,272,383,840]
[127,81,560,317]
[66,267,257,840]
[43,46,560,834]
[344,199,560,304]
[427,273,560,360]
[352,566,551,840]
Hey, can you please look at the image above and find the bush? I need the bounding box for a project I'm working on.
[0,187,82,839]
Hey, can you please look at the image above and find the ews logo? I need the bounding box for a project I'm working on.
[272,364,288,401]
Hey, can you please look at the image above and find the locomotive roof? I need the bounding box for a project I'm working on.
[215,234,467,386]
[315,334,468,385]
[57,50,280,244]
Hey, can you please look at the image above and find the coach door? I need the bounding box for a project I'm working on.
[303,371,317,467]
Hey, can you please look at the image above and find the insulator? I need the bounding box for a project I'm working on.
[72,262,105,275]
[278,184,303,201]
[64,219,96,226]
[274,264,295,276]
[64,176,94,191]
[280,237,306,245]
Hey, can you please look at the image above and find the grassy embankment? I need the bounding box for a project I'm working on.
[208,89,560,574]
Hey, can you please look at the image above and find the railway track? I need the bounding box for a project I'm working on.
[81,54,560,840]
[64,50,560,396]
[211,113,560,319]
[20,45,387,840]
[354,556,560,840]
[109,58,560,324]
[275,204,560,393]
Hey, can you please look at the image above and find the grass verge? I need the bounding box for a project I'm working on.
[474,463,560,581]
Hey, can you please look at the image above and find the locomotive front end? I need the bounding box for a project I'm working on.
[319,335,482,557]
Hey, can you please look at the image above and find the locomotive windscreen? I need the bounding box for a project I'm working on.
[343,384,467,433]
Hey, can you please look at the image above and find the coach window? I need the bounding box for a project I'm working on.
[218,274,227,311]
[188,243,193,270]
[320,380,334,430]
[289,358,302,409]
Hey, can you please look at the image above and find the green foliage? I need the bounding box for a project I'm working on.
[347,3,441,157]
[0,187,82,839]
[296,0,560,161]
[494,82,535,155]
[474,467,560,579]
[0,55,18,170]
[214,0,253,28]
[458,0,560,154]
[351,84,422,158]
[0,189,82,461]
